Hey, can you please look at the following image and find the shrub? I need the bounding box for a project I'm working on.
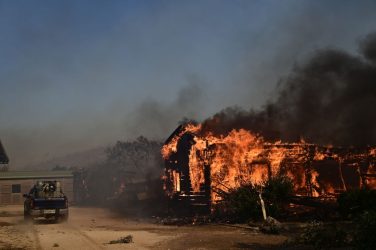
[216,176,293,222]
[262,175,294,217]
[353,210,376,250]
[219,184,261,222]
[337,188,376,218]
[296,221,348,249]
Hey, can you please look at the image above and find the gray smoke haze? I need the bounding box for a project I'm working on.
[1,79,207,168]
[202,33,376,147]
[1,1,376,168]
[124,78,207,139]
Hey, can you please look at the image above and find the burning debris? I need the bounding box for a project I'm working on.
[162,123,376,212]
[154,215,211,226]
[108,235,133,244]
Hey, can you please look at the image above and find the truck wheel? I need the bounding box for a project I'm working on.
[24,210,32,222]
[60,213,69,222]
[54,215,60,223]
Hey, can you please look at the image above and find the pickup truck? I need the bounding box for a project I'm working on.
[23,180,69,222]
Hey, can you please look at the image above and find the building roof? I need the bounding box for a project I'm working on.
[0,140,9,164]
[0,171,73,180]
[164,124,184,145]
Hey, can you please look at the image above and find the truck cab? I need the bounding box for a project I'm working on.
[23,181,69,222]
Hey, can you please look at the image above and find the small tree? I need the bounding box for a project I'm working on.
[218,184,261,222]
[106,136,163,177]
[262,175,294,217]
[84,136,164,206]
[216,175,293,222]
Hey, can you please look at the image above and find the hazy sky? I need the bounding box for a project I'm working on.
[1,0,376,167]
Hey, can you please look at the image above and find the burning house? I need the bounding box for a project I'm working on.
[162,124,376,213]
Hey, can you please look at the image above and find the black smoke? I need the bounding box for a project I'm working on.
[201,33,376,147]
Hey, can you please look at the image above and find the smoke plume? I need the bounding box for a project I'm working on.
[202,33,376,147]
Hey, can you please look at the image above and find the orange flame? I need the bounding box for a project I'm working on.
[163,123,376,203]
[162,124,201,159]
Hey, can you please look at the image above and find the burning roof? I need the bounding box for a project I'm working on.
[162,124,376,207]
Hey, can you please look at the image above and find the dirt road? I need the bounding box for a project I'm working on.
[0,205,288,249]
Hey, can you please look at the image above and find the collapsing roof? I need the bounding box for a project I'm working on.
[0,140,9,164]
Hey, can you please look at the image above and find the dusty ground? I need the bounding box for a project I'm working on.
[0,205,293,250]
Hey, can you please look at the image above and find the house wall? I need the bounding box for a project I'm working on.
[0,177,73,205]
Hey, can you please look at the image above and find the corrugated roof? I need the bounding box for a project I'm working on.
[0,171,73,180]
[0,140,9,164]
